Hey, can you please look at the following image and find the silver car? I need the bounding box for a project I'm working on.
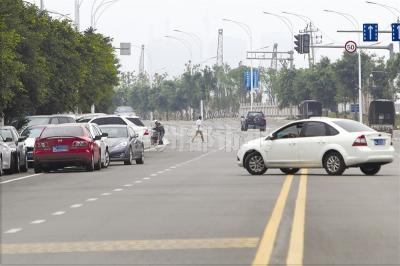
[99,125,144,165]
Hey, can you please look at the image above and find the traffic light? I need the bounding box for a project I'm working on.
[294,34,311,54]
[302,34,310,54]
[294,34,303,54]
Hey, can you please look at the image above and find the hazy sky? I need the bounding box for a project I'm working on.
[28,0,399,76]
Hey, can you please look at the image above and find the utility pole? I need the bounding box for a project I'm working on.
[40,0,44,10]
[301,22,318,67]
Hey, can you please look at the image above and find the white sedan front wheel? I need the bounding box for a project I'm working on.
[244,151,267,175]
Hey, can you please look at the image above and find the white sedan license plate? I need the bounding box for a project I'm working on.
[53,145,68,152]
[374,139,385,146]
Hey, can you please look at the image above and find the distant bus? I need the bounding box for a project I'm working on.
[298,100,322,119]
[368,99,395,135]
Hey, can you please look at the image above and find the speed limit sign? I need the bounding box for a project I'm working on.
[345,41,357,53]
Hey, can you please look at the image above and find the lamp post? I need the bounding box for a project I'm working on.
[222,18,254,110]
[91,0,120,28]
[173,29,203,61]
[164,35,193,62]
[365,1,400,53]
[74,0,84,31]
[263,12,294,68]
[324,9,363,123]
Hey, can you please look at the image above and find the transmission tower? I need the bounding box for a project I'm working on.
[270,43,278,71]
[139,45,145,75]
[217,29,223,66]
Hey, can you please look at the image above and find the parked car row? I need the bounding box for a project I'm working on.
[1,112,150,176]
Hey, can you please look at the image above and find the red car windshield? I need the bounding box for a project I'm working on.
[41,126,84,138]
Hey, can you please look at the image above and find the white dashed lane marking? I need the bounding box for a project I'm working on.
[52,211,66,216]
[157,171,164,174]
[143,177,150,180]
[86,198,98,202]
[70,204,83,208]
[123,184,133,187]
[4,228,22,234]
[30,220,46,225]
[101,193,111,196]
[135,181,142,184]
[150,174,157,177]
[113,188,123,192]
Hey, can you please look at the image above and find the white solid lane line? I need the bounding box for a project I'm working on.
[30,220,46,224]
[86,198,98,202]
[0,174,42,184]
[70,204,83,208]
[4,228,22,234]
[52,211,66,216]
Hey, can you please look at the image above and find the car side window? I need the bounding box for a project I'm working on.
[50,118,59,124]
[58,117,69,123]
[275,123,303,139]
[302,122,327,137]
[326,124,339,136]
[93,125,102,136]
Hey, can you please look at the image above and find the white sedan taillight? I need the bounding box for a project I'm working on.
[352,135,367,146]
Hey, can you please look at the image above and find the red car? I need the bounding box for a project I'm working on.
[34,124,102,173]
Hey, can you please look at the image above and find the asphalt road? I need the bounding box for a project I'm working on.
[1,118,399,266]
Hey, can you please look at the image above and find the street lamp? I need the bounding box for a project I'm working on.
[263,12,294,68]
[173,29,203,61]
[222,18,255,111]
[324,9,363,123]
[74,0,84,31]
[164,35,193,62]
[91,0,120,28]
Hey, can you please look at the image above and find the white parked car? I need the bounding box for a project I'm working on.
[0,135,13,176]
[86,123,110,168]
[237,117,395,176]
[119,115,151,149]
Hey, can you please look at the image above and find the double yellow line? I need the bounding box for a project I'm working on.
[252,169,308,266]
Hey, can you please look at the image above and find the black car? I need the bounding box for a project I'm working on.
[241,111,266,131]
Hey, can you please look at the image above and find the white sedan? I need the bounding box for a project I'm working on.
[237,117,395,176]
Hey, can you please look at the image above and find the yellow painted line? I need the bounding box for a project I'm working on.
[252,174,294,266]
[1,237,259,255]
[287,168,308,266]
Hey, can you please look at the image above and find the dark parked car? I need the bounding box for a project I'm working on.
[99,125,144,165]
[0,126,28,173]
[368,99,395,135]
[298,100,322,119]
[33,124,102,173]
[241,111,266,131]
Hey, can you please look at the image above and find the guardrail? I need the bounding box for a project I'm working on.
[239,103,298,117]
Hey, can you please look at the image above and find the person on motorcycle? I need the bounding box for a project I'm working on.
[153,120,165,145]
